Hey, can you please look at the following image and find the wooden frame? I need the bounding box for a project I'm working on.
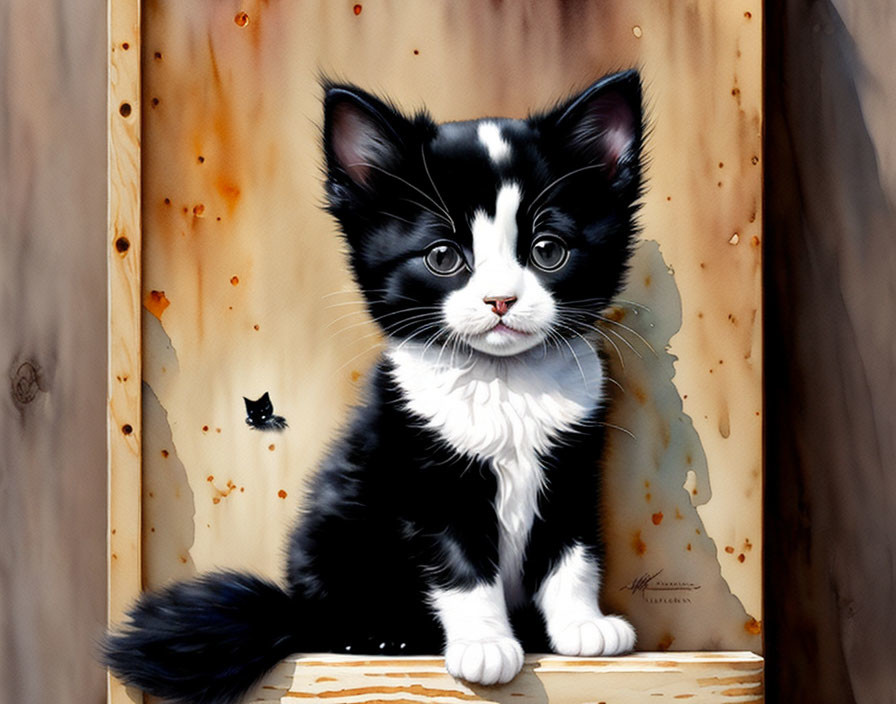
[108,0,142,702]
[107,1,764,702]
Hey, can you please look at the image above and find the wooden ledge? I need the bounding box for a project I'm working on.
[250,652,764,703]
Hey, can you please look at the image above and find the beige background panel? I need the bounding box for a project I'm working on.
[141,0,761,652]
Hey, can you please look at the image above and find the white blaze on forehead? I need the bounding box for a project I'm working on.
[477,121,512,164]
[471,183,522,272]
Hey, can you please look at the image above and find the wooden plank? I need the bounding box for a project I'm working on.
[248,653,763,703]
[107,0,143,702]
[0,0,108,701]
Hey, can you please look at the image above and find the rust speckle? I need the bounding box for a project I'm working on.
[212,497,221,504]
[198,155,205,164]
[234,11,249,26]
[216,179,242,210]
[179,555,188,564]
[743,538,753,551]
[738,553,746,563]
[278,489,288,499]
[161,449,169,458]
[193,204,206,217]
[744,11,753,19]
[657,633,675,651]
[121,424,133,435]
[686,543,692,551]
[645,492,652,503]
[202,425,209,432]
[725,545,735,554]
[151,97,159,108]
[633,386,647,404]
[230,275,240,286]
[207,475,214,482]
[633,531,646,556]
[269,444,275,451]
[145,290,170,320]
[253,324,260,331]
[413,49,420,55]
[745,617,762,635]
[350,369,362,382]
[353,3,362,15]
[751,155,759,165]
[652,512,664,525]
[115,236,130,253]
[154,51,162,60]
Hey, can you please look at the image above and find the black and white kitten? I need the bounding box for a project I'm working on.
[104,69,645,704]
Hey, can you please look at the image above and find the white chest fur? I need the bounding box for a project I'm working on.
[387,340,605,605]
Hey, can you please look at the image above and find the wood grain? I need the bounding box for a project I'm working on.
[248,653,764,704]
[107,0,143,702]
[0,0,108,702]
[764,1,896,701]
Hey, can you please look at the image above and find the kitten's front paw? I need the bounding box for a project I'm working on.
[551,615,636,656]
[444,636,524,685]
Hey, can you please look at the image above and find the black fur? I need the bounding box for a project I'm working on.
[104,70,644,703]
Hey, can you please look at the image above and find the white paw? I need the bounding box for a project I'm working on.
[444,636,524,685]
[550,615,636,656]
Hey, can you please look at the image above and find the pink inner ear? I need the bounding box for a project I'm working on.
[579,92,636,172]
[331,103,379,186]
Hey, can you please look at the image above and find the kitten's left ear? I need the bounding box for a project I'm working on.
[534,70,643,190]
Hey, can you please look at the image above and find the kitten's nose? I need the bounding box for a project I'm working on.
[483,295,517,316]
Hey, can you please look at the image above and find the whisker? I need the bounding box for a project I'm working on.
[345,161,453,223]
[594,315,657,355]
[420,146,455,233]
[527,164,607,214]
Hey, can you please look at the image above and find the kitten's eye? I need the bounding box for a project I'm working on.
[424,242,466,277]
[530,236,569,272]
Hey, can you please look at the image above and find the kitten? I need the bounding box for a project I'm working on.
[104,69,644,704]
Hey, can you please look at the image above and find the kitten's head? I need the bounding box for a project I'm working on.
[322,71,644,358]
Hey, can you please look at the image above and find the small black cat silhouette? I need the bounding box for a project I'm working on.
[243,392,288,431]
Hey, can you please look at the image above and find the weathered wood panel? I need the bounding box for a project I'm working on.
[764,0,896,702]
[248,653,764,704]
[107,0,143,702]
[0,0,108,702]
[135,0,763,659]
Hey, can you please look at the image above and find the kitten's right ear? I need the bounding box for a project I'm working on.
[323,84,408,190]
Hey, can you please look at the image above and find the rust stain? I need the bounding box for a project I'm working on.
[286,684,477,700]
[278,489,288,499]
[230,275,240,286]
[216,178,242,211]
[350,370,362,382]
[269,444,276,451]
[725,546,735,554]
[234,10,250,26]
[745,618,762,635]
[145,290,170,320]
[632,530,646,556]
[652,512,664,525]
[657,633,675,651]
[353,4,363,15]
[161,449,169,458]
[738,553,746,563]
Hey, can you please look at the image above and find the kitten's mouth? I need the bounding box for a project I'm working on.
[490,321,529,336]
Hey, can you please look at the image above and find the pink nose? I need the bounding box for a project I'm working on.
[483,296,517,316]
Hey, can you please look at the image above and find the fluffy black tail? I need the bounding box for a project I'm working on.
[103,571,307,704]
